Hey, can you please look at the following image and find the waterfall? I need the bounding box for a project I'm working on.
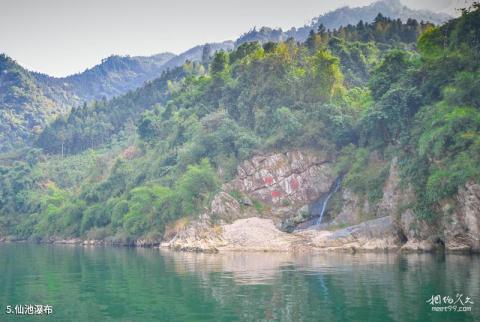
[314,176,342,226]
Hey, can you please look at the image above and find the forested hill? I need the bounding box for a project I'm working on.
[0,5,478,243]
[36,15,434,156]
[235,0,450,45]
[33,41,234,106]
[0,42,233,152]
[0,54,63,152]
[0,0,450,154]
[33,41,233,107]
[36,65,198,155]
[33,53,175,106]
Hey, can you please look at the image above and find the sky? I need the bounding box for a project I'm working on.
[0,0,474,77]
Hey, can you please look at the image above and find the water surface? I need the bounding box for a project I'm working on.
[1,244,479,321]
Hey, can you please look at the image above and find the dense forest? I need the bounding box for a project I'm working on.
[0,54,64,152]
[0,5,479,243]
[0,42,233,153]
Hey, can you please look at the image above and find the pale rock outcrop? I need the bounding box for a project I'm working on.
[162,216,404,252]
[164,214,225,252]
[298,216,401,251]
[226,150,335,228]
[444,181,480,252]
[162,216,302,252]
[220,218,302,251]
[396,181,480,253]
[397,210,436,252]
[210,192,244,222]
[325,158,411,227]
[228,151,334,206]
[52,238,83,245]
[328,158,412,228]
[328,188,369,227]
[161,150,480,254]
[377,157,404,217]
[400,239,436,252]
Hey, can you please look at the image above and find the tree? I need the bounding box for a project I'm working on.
[176,159,218,215]
[201,44,212,64]
[305,49,345,102]
[210,51,229,75]
[369,50,412,101]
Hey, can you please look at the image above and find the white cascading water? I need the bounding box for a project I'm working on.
[315,177,342,226]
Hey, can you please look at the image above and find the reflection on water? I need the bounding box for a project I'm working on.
[0,244,479,322]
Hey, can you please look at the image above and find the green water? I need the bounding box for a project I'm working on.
[0,244,479,322]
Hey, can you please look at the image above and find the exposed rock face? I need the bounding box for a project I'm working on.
[221,218,302,252]
[161,216,403,253]
[164,214,225,253]
[328,188,369,227]
[327,158,412,229]
[210,192,244,222]
[444,181,480,253]
[161,216,301,252]
[377,157,403,217]
[225,150,335,229]
[229,151,334,206]
[298,216,401,251]
[161,150,480,254]
[396,210,436,252]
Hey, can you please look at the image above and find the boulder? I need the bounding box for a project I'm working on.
[299,216,401,252]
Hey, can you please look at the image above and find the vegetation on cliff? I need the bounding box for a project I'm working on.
[0,5,479,242]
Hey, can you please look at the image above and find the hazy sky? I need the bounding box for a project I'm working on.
[0,0,473,77]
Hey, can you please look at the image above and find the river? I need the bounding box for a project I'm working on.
[1,244,479,321]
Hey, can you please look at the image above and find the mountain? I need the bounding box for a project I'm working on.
[0,0,449,152]
[33,52,175,106]
[36,64,198,155]
[236,0,451,45]
[441,0,476,15]
[1,5,478,250]
[0,54,63,152]
[36,16,435,156]
[32,41,233,107]
[160,41,234,70]
[0,42,233,152]
[312,0,450,30]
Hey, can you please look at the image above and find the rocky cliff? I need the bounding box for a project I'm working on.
[223,150,336,230]
[162,150,480,254]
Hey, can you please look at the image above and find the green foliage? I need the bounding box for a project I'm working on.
[230,42,263,64]
[253,200,265,214]
[1,7,480,240]
[328,38,379,86]
[36,65,201,155]
[0,54,62,152]
[396,5,480,220]
[336,146,389,203]
[176,159,219,215]
[210,51,229,75]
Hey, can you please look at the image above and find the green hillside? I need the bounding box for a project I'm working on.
[0,5,478,242]
[0,54,64,152]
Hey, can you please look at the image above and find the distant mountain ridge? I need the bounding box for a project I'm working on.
[0,54,61,152]
[0,42,233,152]
[0,0,451,152]
[32,52,175,107]
[236,0,451,45]
[33,41,234,106]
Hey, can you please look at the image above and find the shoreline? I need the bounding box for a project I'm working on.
[2,235,478,256]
